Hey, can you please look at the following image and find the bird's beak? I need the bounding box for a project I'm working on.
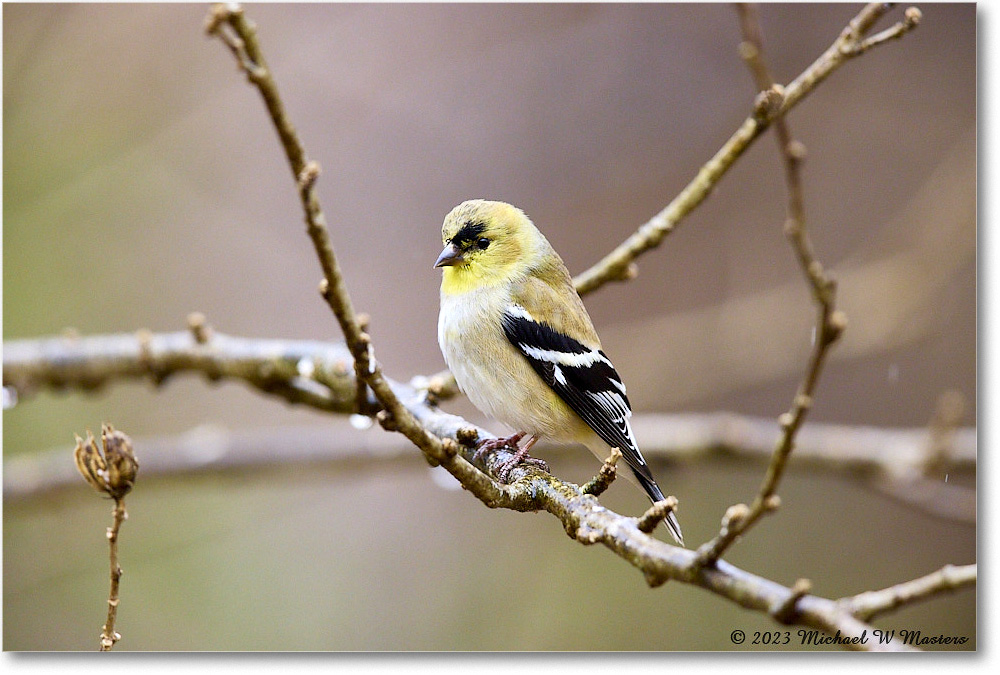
[434,242,464,268]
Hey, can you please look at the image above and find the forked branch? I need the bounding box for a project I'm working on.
[199,2,964,650]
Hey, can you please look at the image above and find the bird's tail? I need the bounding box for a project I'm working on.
[632,467,685,547]
[580,438,684,546]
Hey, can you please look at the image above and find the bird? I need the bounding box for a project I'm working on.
[435,199,684,545]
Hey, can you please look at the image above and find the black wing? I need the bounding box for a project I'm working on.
[500,304,658,493]
[502,304,685,545]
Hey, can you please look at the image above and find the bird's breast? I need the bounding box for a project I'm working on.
[437,287,580,440]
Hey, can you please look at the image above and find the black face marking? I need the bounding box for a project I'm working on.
[452,221,488,250]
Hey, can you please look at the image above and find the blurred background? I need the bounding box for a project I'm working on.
[3,3,975,650]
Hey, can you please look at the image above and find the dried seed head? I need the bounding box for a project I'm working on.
[74,425,139,499]
[74,431,106,495]
[101,425,139,498]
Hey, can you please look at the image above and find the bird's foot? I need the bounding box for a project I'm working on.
[493,436,548,483]
[473,432,525,463]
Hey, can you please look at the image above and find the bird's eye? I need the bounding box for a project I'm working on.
[477,238,491,250]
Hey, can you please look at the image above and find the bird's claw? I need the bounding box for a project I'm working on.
[495,453,549,483]
[473,432,548,483]
[473,432,524,463]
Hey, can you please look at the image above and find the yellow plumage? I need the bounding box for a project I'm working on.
[438,201,592,443]
[435,199,683,545]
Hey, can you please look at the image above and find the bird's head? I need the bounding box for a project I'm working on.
[435,199,546,294]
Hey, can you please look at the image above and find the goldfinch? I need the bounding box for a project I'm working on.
[435,199,684,545]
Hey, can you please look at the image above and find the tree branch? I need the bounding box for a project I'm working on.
[842,563,977,622]
[696,1,847,567]
[205,3,459,480]
[3,329,362,413]
[7,413,977,525]
[2,2,963,651]
[421,2,926,398]
[4,330,977,528]
[4,328,974,650]
[572,2,921,296]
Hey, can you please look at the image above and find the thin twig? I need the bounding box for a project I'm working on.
[100,498,127,651]
[694,2,849,567]
[843,6,923,55]
[843,563,977,621]
[72,425,138,650]
[636,497,679,535]
[352,313,373,415]
[580,447,622,496]
[922,389,966,476]
[205,3,530,509]
[572,2,920,296]
[418,4,923,402]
